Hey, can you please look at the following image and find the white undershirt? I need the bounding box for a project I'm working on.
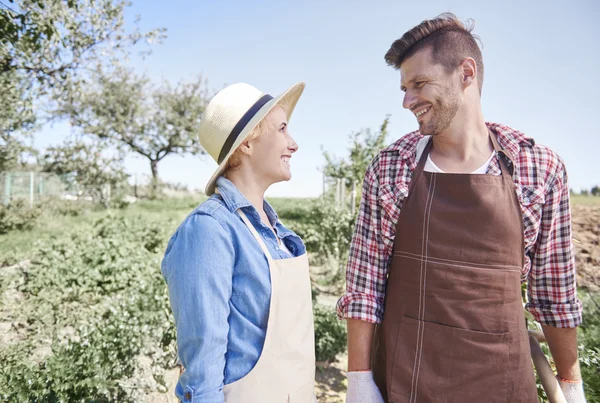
[417,136,497,174]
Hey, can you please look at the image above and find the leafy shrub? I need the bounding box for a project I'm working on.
[268,197,314,222]
[294,197,356,284]
[314,304,347,363]
[0,199,42,234]
[0,214,176,401]
[579,291,600,402]
[44,197,89,216]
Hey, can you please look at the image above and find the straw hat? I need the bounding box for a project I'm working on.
[198,82,305,195]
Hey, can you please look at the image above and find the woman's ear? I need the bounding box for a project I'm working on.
[238,140,253,156]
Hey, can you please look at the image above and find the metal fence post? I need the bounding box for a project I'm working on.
[351,180,356,215]
[341,178,346,209]
[3,173,11,205]
[30,171,35,207]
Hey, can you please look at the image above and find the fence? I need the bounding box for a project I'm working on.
[1,172,67,206]
[323,173,358,214]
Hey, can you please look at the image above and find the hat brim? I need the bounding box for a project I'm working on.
[204,82,306,196]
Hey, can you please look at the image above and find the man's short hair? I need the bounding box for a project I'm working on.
[385,13,484,94]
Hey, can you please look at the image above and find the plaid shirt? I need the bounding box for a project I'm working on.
[336,122,582,328]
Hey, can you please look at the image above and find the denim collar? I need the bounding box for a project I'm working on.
[215,176,279,227]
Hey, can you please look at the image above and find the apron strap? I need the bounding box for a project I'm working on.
[237,209,274,262]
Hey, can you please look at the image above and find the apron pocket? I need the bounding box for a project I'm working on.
[389,316,510,403]
[287,377,317,402]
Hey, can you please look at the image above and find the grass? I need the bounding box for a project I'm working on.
[572,195,600,206]
[0,196,312,263]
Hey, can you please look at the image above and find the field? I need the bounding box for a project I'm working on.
[0,196,598,402]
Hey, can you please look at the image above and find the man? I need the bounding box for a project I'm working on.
[337,13,586,403]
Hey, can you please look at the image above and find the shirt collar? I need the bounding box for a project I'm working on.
[215,176,279,226]
[389,122,534,168]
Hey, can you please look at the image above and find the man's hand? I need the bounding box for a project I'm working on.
[346,371,384,403]
[558,378,587,403]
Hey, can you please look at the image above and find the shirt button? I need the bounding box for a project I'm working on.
[184,391,192,400]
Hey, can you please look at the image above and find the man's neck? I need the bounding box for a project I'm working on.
[429,110,494,173]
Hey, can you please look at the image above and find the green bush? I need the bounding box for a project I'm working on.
[294,197,356,284]
[268,197,314,222]
[0,214,176,401]
[43,197,91,216]
[0,199,43,234]
[579,291,600,402]
[314,304,347,363]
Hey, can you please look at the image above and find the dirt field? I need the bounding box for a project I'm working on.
[573,204,600,292]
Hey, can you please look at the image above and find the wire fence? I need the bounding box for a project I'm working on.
[1,171,202,206]
[1,172,68,206]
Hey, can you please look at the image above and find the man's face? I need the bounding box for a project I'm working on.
[400,47,461,136]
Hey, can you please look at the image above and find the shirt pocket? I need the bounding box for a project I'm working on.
[516,184,546,246]
[378,184,409,243]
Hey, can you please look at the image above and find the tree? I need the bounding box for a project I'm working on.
[58,67,208,197]
[40,140,128,207]
[322,116,389,198]
[591,185,600,197]
[0,0,165,169]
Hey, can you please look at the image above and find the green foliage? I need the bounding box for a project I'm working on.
[0,199,42,234]
[0,0,165,139]
[0,213,176,401]
[323,116,389,202]
[267,197,314,222]
[0,310,141,401]
[56,66,209,197]
[314,304,347,363]
[294,198,356,283]
[40,140,129,207]
[579,291,600,402]
[48,198,87,216]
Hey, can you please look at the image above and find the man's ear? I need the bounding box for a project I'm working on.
[460,57,477,89]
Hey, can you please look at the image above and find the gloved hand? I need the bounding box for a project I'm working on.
[558,378,587,403]
[346,371,384,403]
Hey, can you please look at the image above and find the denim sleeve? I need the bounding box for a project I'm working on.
[161,213,234,403]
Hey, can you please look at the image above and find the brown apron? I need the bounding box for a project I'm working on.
[372,131,539,403]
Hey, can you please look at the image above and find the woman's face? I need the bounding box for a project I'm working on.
[245,105,298,184]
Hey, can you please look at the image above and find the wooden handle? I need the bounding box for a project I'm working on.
[528,331,567,403]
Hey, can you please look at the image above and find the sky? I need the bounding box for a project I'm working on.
[35,0,600,197]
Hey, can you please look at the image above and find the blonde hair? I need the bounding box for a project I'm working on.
[224,109,274,173]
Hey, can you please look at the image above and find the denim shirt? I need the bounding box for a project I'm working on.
[161,176,306,403]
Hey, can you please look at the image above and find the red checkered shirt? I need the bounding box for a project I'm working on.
[336,122,582,328]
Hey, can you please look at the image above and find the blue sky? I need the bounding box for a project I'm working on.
[36,0,599,197]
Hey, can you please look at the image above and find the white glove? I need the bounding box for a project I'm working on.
[558,378,587,403]
[346,371,384,403]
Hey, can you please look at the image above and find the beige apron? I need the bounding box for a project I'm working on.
[222,210,317,403]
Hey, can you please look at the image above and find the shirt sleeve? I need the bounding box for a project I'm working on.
[161,213,234,403]
[525,160,583,328]
[336,160,391,324]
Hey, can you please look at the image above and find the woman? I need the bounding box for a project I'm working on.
[161,82,316,402]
